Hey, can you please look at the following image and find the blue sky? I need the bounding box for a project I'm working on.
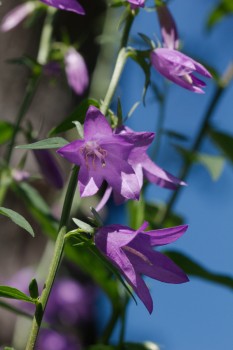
[105,1,233,349]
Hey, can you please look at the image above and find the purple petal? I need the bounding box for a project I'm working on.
[40,0,85,15]
[78,165,103,197]
[95,186,113,212]
[57,139,85,166]
[65,48,89,95]
[127,0,145,8]
[33,150,64,189]
[192,60,212,78]
[1,2,36,32]
[157,4,179,49]
[146,225,188,246]
[141,154,185,189]
[133,274,153,314]
[84,106,113,140]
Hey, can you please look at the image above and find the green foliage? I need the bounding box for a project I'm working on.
[15,137,69,150]
[207,0,233,28]
[0,286,35,303]
[29,279,39,299]
[0,121,14,145]
[0,207,34,237]
[49,98,100,136]
[209,127,233,164]
[88,342,159,350]
[165,250,233,290]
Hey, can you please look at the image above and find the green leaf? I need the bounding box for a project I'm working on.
[15,137,69,150]
[72,218,95,234]
[49,98,100,136]
[0,286,35,303]
[165,250,233,290]
[176,146,225,180]
[88,346,115,350]
[4,347,15,350]
[207,0,233,28]
[0,207,34,237]
[209,128,233,164]
[0,121,14,145]
[73,121,84,138]
[197,153,225,180]
[29,278,39,299]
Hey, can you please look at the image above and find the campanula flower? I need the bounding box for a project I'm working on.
[0,2,37,32]
[40,0,85,15]
[95,222,189,313]
[127,0,145,9]
[33,149,64,189]
[57,106,153,200]
[64,48,89,96]
[151,48,212,93]
[157,3,179,49]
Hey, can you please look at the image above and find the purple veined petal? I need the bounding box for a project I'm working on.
[135,221,149,234]
[157,4,179,50]
[125,240,189,284]
[142,154,185,189]
[119,131,155,149]
[95,186,113,212]
[78,165,103,197]
[146,225,188,246]
[131,163,143,188]
[120,171,140,200]
[191,59,212,78]
[189,74,206,88]
[84,106,113,140]
[65,48,89,95]
[57,139,85,166]
[1,2,36,32]
[40,0,85,15]
[132,274,153,314]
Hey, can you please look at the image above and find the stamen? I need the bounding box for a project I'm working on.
[183,73,193,84]
[79,141,107,169]
[123,246,153,266]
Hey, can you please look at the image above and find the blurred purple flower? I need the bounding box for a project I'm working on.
[0,2,36,32]
[33,149,63,189]
[57,106,148,201]
[11,169,30,182]
[37,329,80,350]
[43,61,61,76]
[127,0,145,9]
[46,278,95,326]
[95,222,189,313]
[157,3,179,49]
[40,0,85,15]
[151,48,212,93]
[65,48,89,96]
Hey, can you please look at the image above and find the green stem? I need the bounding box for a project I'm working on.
[25,166,78,350]
[37,7,56,65]
[101,307,119,344]
[5,74,41,166]
[100,47,128,115]
[159,85,225,226]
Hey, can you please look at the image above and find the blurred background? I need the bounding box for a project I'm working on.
[0,0,233,349]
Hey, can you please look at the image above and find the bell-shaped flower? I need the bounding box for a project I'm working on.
[64,48,89,96]
[57,106,153,201]
[95,222,189,313]
[127,0,145,9]
[40,0,85,15]
[157,3,179,49]
[33,149,64,189]
[0,2,37,32]
[151,48,212,93]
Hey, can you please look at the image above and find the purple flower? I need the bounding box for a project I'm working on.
[33,149,63,189]
[0,2,36,32]
[37,329,80,350]
[127,0,145,9]
[151,48,212,93]
[46,278,95,325]
[157,4,179,49]
[40,0,85,15]
[57,106,148,201]
[65,48,89,96]
[11,169,30,182]
[95,222,189,313]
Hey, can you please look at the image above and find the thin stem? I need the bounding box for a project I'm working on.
[101,307,119,344]
[25,166,78,350]
[159,85,225,226]
[37,7,56,65]
[100,47,128,115]
[5,74,41,166]
[120,10,135,48]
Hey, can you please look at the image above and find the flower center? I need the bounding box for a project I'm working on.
[80,140,107,169]
[123,246,153,266]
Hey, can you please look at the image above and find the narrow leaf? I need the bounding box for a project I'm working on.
[0,286,35,303]
[16,137,69,150]
[0,300,33,319]
[72,218,94,234]
[29,278,39,299]
[0,121,14,145]
[165,250,233,290]
[0,207,34,237]
[209,128,233,164]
